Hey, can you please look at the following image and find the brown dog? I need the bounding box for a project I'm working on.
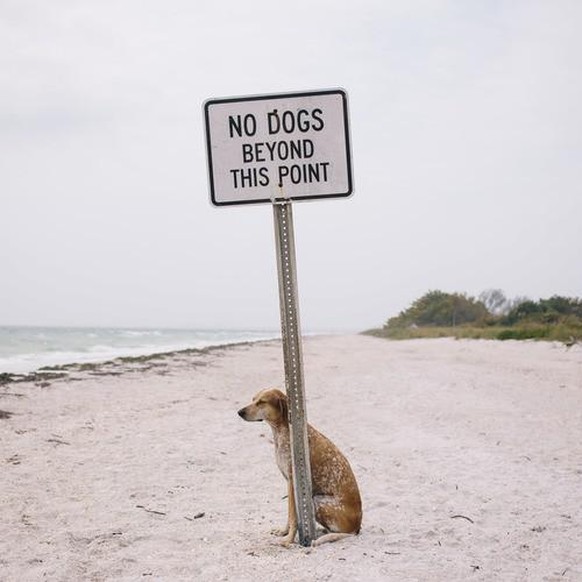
[238,388,362,546]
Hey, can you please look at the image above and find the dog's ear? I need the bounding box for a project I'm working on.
[276,391,289,422]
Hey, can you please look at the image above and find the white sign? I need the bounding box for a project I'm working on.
[204,89,353,206]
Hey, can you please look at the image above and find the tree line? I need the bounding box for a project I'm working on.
[368,289,582,342]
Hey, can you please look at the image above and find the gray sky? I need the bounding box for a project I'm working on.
[1,0,581,331]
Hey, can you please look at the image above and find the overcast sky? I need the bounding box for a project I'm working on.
[1,0,580,331]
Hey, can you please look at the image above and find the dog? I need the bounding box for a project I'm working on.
[238,388,362,546]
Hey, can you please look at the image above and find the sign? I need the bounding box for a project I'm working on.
[204,87,356,546]
[204,89,353,206]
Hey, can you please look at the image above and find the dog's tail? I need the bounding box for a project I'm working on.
[312,532,355,547]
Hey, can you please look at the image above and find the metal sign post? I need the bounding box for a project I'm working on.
[203,87,353,547]
[272,199,316,546]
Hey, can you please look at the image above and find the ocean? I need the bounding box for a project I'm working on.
[0,326,279,374]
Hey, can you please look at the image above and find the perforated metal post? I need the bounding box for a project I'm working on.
[273,200,316,547]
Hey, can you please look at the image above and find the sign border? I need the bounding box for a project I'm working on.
[203,88,353,207]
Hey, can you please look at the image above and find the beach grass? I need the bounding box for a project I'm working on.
[363,323,582,343]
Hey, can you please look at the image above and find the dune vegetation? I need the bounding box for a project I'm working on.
[365,289,582,343]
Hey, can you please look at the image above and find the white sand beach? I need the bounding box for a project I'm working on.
[1,335,581,581]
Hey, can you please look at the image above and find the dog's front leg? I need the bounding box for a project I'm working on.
[271,476,292,537]
[270,492,289,538]
[278,478,297,547]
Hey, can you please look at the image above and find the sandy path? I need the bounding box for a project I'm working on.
[1,336,581,581]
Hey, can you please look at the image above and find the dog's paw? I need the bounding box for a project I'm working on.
[270,526,289,537]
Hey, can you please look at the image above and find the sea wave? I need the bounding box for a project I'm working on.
[0,327,279,374]
[118,330,164,338]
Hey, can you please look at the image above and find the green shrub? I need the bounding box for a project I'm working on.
[386,290,488,329]
[371,291,582,343]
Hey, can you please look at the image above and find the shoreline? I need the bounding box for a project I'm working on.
[0,337,283,387]
[0,326,284,376]
[3,332,578,386]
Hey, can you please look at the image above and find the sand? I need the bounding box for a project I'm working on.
[1,335,581,581]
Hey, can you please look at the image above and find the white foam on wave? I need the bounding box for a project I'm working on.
[119,330,164,338]
[0,329,280,374]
